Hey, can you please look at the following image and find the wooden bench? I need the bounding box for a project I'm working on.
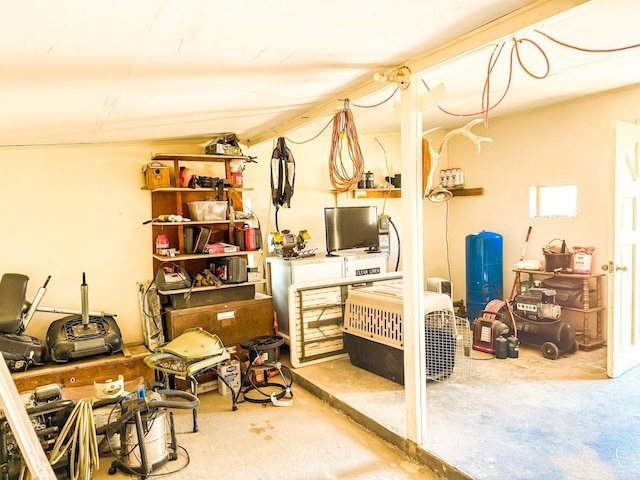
[11,344,151,392]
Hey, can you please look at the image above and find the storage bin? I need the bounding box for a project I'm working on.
[188,201,227,221]
[143,162,170,189]
[544,252,573,272]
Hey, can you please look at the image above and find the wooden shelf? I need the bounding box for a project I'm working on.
[351,188,401,199]
[513,269,605,351]
[158,279,266,296]
[451,187,484,197]
[333,187,484,199]
[144,186,254,193]
[152,153,251,163]
[151,220,230,226]
[153,250,262,262]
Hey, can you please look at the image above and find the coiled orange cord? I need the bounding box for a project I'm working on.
[328,103,365,192]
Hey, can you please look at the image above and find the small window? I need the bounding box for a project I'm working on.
[529,184,577,218]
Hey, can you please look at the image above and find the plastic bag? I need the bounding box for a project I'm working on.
[573,246,595,274]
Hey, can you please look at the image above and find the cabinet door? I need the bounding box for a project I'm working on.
[165,296,274,355]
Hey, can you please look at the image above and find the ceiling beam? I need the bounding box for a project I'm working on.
[246,0,590,146]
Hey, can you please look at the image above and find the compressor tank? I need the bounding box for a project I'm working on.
[465,231,503,324]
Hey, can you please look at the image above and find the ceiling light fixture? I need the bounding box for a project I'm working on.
[373,66,411,90]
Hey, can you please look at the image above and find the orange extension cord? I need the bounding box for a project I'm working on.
[328,103,365,192]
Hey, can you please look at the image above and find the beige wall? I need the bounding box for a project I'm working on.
[247,86,639,338]
[2,85,636,346]
[0,142,202,344]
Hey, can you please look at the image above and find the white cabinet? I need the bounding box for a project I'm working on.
[343,251,388,277]
[265,253,390,367]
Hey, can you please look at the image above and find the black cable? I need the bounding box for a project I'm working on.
[389,218,401,272]
[445,200,452,281]
[242,341,294,404]
[243,364,294,404]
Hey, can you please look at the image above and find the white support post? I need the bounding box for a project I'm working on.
[399,72,427,444]
[0,354,57,479]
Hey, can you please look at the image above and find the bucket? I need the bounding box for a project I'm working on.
[544,253,573,272]
[231,171,243,187]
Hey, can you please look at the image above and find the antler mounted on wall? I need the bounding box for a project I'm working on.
[423,118,492,201]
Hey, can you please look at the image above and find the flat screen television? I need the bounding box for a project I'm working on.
[324,206,379,254]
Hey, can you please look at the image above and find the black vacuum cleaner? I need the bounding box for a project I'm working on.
[45,273,123,363]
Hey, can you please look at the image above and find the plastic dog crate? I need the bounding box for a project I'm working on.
[343,282,471,384]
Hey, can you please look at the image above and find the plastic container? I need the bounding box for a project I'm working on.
[155,234,169,255]
[217,359,241,396]
[544,253,573,272]
[188,201,228,221]
[230,171,243,187]
[177,166,193,188]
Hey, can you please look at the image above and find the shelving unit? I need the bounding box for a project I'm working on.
[513,269,606,351]
[147,153,265,294]
[150,153,255,280]
[146,152,274,350]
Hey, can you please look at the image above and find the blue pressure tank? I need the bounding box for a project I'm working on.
[465,231,503,324]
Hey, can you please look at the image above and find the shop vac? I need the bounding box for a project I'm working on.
[101,389,199,479]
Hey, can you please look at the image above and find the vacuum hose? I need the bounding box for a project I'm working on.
[148,389,200,410]
[105,389,199,435]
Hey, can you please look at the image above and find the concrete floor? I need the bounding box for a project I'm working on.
[91,371,441,480]
[291,342,640,480]
[86,340,640,480]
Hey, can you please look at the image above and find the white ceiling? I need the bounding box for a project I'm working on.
[1,0,639,147]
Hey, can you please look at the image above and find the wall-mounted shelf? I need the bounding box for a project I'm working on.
[451,187,484,197]
[351,188,400,199]
[330,187,484,199]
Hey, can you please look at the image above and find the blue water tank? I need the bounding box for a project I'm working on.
[465,231,503,323]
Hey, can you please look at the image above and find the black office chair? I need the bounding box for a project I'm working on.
[0,273,49,370]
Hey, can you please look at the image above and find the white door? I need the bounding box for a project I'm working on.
[607,120,640,378]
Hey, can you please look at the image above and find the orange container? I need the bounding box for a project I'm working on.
[231,171,243,187]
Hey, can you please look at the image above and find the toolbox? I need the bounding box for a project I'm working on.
[212,257,248,284]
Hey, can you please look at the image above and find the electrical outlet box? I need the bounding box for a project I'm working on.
[378,214,390,234]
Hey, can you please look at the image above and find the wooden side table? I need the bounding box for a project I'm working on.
[513,269,606,350]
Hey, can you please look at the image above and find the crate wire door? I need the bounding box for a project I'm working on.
[424,311,472,382]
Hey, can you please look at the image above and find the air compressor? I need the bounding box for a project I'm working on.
[511,287,578,360]
[473,287,578,360]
